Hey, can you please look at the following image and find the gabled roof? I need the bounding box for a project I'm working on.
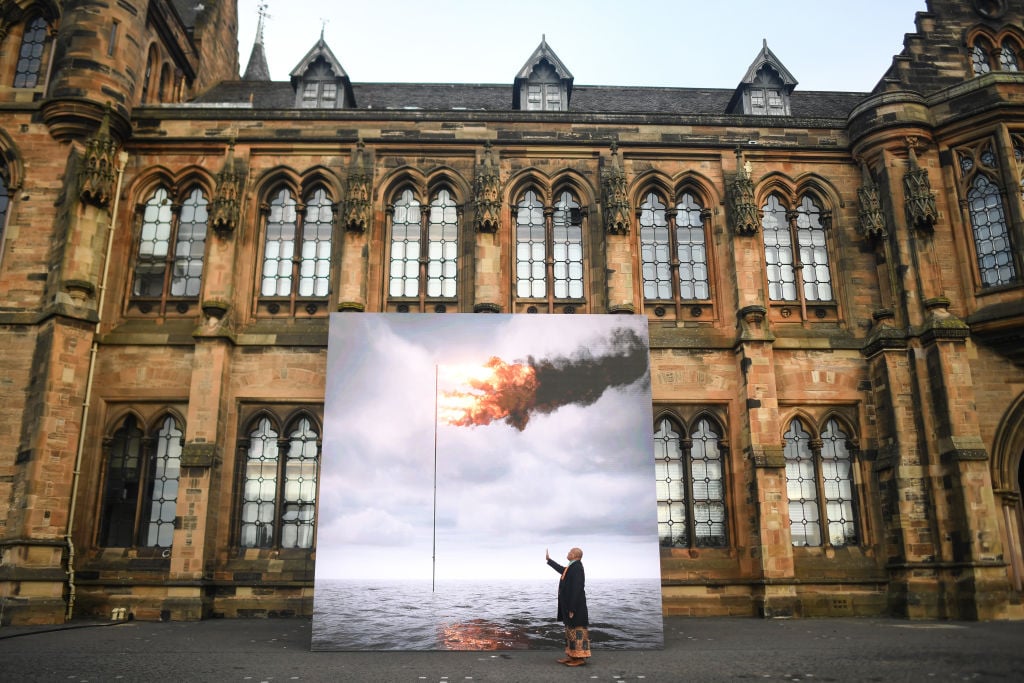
[737,39,798,88]
[514,36,573,81]
[289,37,349,81]
[727,40,799,114]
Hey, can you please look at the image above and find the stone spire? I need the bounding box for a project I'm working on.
[242,3,271,81]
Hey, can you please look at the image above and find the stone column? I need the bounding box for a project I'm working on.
[735,305,797,616]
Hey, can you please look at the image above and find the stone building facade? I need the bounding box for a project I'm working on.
[1,0,1023,625]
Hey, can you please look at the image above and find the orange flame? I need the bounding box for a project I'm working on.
[438,357,537,429]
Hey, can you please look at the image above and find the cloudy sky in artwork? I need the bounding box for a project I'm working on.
[317,314,660,581]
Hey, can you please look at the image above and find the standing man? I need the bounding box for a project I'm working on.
[546,547,591,667]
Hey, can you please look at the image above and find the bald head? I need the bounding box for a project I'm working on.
[567,547,583,561]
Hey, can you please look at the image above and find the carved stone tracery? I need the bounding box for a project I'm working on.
[473,142,501,233]
[856,161,887,240]
[343,141,372,232]
[903,138,939,233]
[601,142,630,235]
[209,141,243,237]
[727,149,759,236]
[78,109,119,208]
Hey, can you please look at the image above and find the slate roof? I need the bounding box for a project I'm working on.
[192,81,868,119]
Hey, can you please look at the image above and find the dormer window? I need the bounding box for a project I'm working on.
[514,38,573,112]
[727,41,797,117]
[300,59,338,108]
[289,36,354,109]
[525,62,562,111]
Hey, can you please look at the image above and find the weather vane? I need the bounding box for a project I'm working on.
[256,3,270,44]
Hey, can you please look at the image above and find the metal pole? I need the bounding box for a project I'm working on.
[432,364,438,592]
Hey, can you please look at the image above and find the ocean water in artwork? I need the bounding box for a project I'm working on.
[311,578,664,651]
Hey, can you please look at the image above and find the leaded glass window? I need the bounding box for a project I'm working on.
[280,418,319,549]
[388,187,460,305]
[821,419,858,546]
[784,419,820,547]
[796,196,833,301]
[968,174,1016,287]
[99,414,182,549]
[972,43,992,76]
[956,140,1019,289]
[690,418,727,547]
[240,417,280,548]
[389,189,421,298]
[654,418,686,547]
[100,416,144,547]
[14,17,47,88]
[999,40,1020,71]
[784,417,859,548]
[640,193,671,300]
[763,195,795,301]
[172,188,209,297]
[675,193,710,300]
[654,416,728,548]
[514,190,585,303]
[260,185,334,313]
[132,186,209,314]
[763,194,833,305]
[516,190,547,298]
[239,412,321,549]
[641,191,711,304]
[552,191,584,299]
[427,189,458,298]
[298,188,333,297]
[143,416,182,548]
[262,189,298,296]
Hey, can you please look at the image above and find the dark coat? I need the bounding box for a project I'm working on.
[547,557,589,627]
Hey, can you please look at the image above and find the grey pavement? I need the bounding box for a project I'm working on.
[2,616,1023,682]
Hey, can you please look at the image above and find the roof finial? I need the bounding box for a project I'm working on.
[256,3,269,45]
[320,18,329,41]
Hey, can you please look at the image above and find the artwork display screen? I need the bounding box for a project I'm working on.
[312,313,663,650]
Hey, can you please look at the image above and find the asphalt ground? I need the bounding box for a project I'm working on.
[2,616,1023,682]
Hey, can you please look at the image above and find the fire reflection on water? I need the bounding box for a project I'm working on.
[439,618,532,650]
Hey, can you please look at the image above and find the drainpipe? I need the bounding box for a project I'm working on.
[65,149,129,621]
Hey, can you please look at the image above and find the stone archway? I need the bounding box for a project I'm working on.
[992,392,1024,592]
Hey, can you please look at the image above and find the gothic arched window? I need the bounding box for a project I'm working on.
[99,414,182,548]
[239,412,321,549]
[762,193,833,305]
[259,185,335,315]
[784,417,858,547]
[13,16,48,88]
[654,415,728,548]
[514,189,585,307]
[131,185,209,316]
[956,140,1018,289]
[386,186,460,311]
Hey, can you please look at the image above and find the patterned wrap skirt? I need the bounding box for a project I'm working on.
[564,625,591,658]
